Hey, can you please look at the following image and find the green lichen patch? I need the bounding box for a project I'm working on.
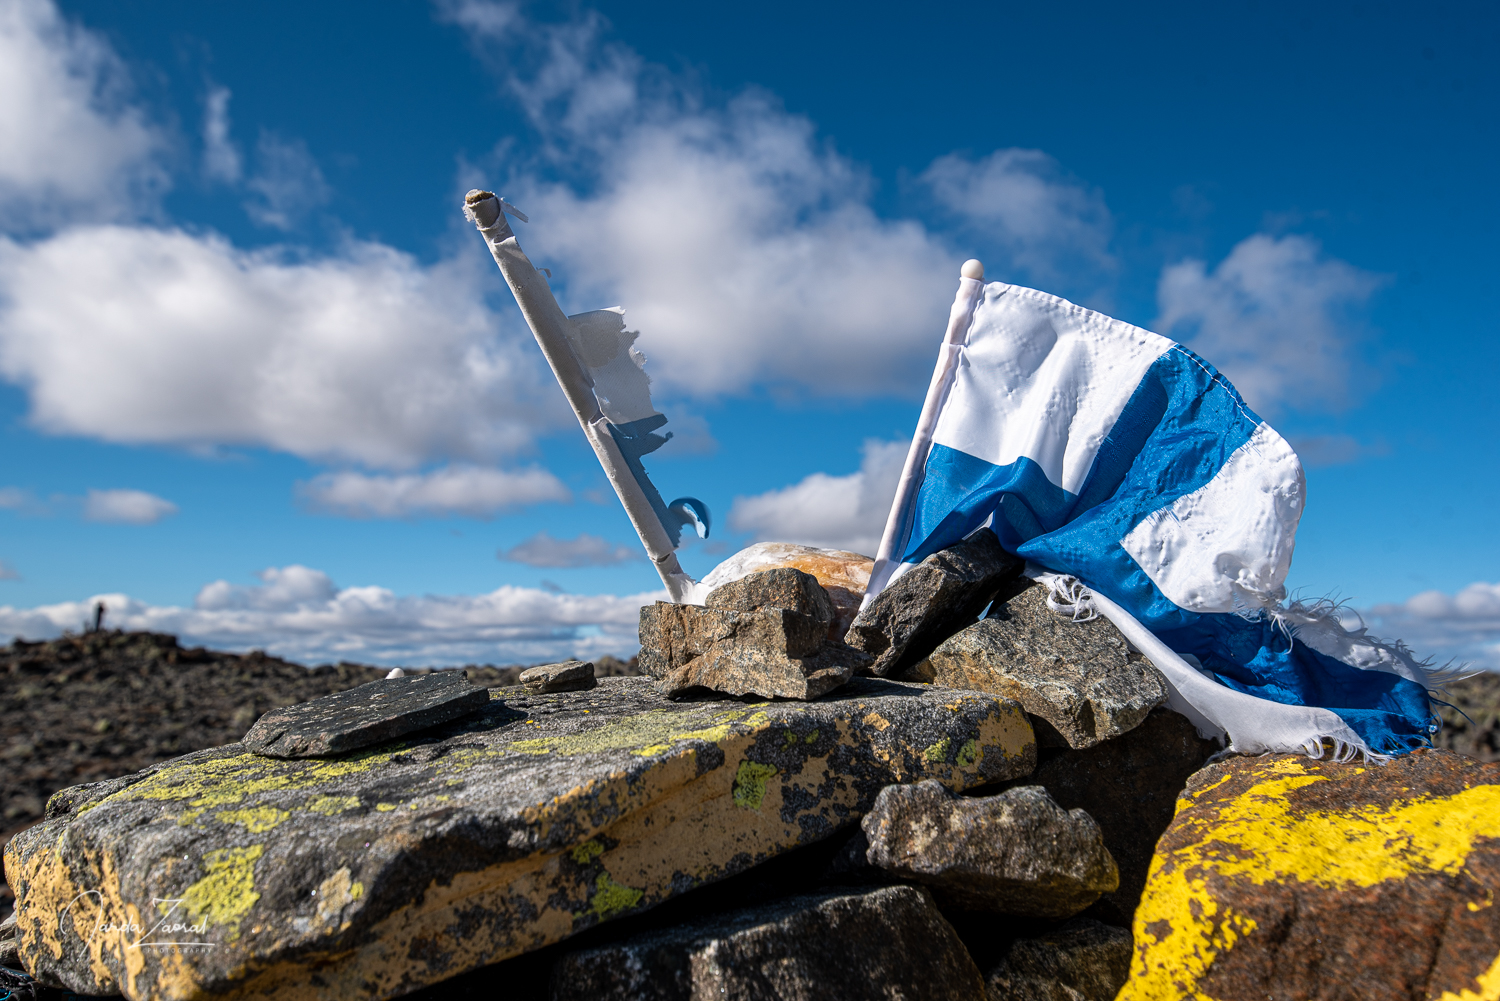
[304,795,361,816]
[215,807,289,833]
[588,872,645,920]
[104,749,399,811]
[732,761,779,811]
[571,840,604,865]
[181,844,264,941]
[923,737,952,762]
[956,738,979,768]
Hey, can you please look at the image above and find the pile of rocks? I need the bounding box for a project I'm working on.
[4,535,1499,1001]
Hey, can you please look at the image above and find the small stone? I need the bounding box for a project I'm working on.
[845,528,1022,677]
[984,918,1132,1001]
[1119,749,1500,1001]
[1026,708,1219,920]
[552,885,986,1000]
[862,780,1118,918]
[701,542,874,639]
[638,599,868,701]
[910,580,1169,749]
[518,659,597,693]
[242,671,490,758]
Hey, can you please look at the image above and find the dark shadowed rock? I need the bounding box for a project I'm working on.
[909,579,1168,749]
[0,965,43,1001]
[1118,749,1500,1001]
[1027,708,1219,920]
[519,659,596,693]
[845,528,1022,677]
[551,885,985,1000]
[1435,670,1500,761]
[862,780,1117,918]
[985,918,1132,1001]
[7,678,1034,1000]
[706,567,836,624]
[639,590,868,700]
[241,672,490,758]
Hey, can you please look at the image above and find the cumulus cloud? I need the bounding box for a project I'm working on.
[0,227,569,468]
[0,0,167,228]
[917,148,1115,290]
[500,530,642,567]
[301,465,569,518]
[82,488,178,524]
[446,3,972,398]
[1362,582,1500,673]
[0,564,660,665]
[1156,234,1385,416]
[728,438,907,555]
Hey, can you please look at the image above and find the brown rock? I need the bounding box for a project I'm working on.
[552,885,985,1000]
[862,780,1118,918]
[1027,708,1220,920]
[700,542,875,640]
[519,660,597,693]
[909,579,1168,749]
[639,579,868,700]
[1118,748,1500,1001]
[985,918,1132,1001]
[845,528,1022,677]
[1435,670,1500,761]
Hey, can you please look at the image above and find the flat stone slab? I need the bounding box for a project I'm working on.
[242,672,490,758]
[553,885,985,999]
[6,678,1034,1001]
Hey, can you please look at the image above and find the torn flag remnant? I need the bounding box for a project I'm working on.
[868,270,1434,760]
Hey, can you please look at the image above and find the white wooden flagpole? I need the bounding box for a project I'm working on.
[464,189,703,603]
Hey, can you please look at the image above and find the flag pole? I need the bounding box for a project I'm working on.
[864,259,986,607]
[464,189,704,603]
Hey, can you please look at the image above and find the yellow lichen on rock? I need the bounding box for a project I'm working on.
[1120,755,1500,1001]
[181,845,264,942]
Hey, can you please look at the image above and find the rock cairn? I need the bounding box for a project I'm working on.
[4,538,1499,1001]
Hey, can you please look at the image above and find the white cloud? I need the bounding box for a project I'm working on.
[0,226,569,468]
[727,438,907,555]
[917,148,1115,289]
[301,465,570,518]
[82,487,177,524]
[446,4,971,398]
[501,530,642,567]
[244,130,329,229]
[201,84,242,183]
[1363,582,1500,673]
[0,564,661,665]
[0,0,166,228]
[1156,234,1385,416]
[0,486,31,509]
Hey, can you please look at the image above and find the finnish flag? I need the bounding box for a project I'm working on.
[867,272,1435,760]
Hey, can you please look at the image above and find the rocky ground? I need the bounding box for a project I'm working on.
[0,630,638,919]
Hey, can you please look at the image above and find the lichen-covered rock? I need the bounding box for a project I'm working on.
[700,542,874,640]
[1118,749,1500,1001]
[1027,708,1219,920]
[638,591,868,700]
[845,528,1022,677]
[518,660,596,693]
[984,918,1132,1001]
[5,678,1034,1001]
[241,671,490,758]
[861,780,1117,918]
[908,580,1168,749]
[552,885,985,1000]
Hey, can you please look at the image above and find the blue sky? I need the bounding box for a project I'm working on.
[0,0,1496,668]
